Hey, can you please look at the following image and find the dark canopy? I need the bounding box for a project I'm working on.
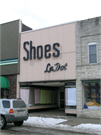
[0,76,10,89]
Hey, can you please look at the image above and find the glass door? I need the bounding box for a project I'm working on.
[60,91,65,109]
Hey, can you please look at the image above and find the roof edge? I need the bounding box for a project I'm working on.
[21,20,78,34]
[0,19,21,25]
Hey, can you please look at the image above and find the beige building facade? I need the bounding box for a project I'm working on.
[17,22,77,114]
[20,22,76,82]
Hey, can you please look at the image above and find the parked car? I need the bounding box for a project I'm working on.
[0,98,28,129]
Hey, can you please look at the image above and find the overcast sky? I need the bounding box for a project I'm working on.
[0,0,101,30]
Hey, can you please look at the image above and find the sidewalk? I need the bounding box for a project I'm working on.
[29,109,100,126]
[26,109,101,135]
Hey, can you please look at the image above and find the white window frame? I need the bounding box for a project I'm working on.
[88,42,97,64]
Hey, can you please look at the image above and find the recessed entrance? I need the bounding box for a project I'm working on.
[20,81,65,114]
[20,80,76,115]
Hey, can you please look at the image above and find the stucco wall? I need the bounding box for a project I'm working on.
[76,17,101,118]
[19,22,76,82]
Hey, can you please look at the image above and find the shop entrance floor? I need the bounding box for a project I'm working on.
[28,108,67,118]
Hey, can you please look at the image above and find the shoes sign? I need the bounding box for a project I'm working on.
[23,41,60,60]
[23,41,67,73]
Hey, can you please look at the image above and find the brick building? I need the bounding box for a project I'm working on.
[0,20,32,98]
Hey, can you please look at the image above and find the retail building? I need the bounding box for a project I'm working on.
[76,17,101,118]
[17,21,77,114]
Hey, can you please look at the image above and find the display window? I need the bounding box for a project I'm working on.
[83,80,101,109]
[34,89,58,105]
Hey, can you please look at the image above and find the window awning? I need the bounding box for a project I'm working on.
[82,80,100,84]
[0,76,10,89]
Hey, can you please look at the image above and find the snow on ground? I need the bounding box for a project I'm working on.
[73,124,101,134]
[24,116,101,135]
[24,116,68,126]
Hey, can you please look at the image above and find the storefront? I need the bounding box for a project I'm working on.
[17,21,77,114]
[82,80,100,108]
[76,17,101,118]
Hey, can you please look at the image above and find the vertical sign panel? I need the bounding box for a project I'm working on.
[68,88,76,106]
[65,88,76,106]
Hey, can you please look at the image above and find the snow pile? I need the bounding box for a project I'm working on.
[24,116,101,135]
[74,123,101,130]
[24,116,68,126]
[73,124,101,135]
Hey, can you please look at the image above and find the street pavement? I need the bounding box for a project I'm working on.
[0,124,96,135]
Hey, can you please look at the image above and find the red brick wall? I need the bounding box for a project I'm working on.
[3,75,17,98]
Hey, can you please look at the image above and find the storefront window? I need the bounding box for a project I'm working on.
[83,80,101,109]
